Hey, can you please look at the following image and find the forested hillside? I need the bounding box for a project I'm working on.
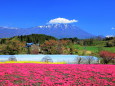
[0,34,57,44]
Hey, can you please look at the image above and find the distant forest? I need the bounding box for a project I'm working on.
[0,34,57,44]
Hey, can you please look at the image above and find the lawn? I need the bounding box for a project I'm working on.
[0,64,115,86]
[74,44,115,53]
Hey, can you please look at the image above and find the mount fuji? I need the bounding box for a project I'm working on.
[0,24,95,39]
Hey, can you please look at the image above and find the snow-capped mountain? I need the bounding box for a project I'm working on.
[0,24,95,39]
[37,24,75,29]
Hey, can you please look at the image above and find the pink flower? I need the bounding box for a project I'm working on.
[0,64,114,86]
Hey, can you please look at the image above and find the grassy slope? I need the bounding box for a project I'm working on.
[74,44,115,53]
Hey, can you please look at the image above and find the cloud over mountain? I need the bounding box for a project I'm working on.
[48,18,78,24]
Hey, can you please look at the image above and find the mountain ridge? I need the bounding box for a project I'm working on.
[0,24,95,39]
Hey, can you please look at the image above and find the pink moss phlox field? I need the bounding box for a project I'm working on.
[0,64,115,86]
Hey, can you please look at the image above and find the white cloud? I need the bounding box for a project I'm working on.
[48,18,78,24]
[112,27,115,29]
[106,35,114,38]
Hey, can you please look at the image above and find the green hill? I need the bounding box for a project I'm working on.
[0,34,57,44]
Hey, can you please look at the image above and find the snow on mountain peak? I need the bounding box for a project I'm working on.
[37,24,74,29]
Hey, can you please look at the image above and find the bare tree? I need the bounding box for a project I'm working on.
[41,56,53,63]
[86,56,94,64]
[8,56,17,61]
[75,57,83,64]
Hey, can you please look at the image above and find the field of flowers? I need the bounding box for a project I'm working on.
[0,64,115,86]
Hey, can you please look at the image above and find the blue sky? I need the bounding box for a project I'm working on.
[0,0,115,36]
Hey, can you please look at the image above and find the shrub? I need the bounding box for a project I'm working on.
[99,51,115,64]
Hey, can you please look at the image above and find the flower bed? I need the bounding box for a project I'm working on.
[0,64,115,86]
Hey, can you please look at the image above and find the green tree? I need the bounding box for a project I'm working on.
[0,40,26,55]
